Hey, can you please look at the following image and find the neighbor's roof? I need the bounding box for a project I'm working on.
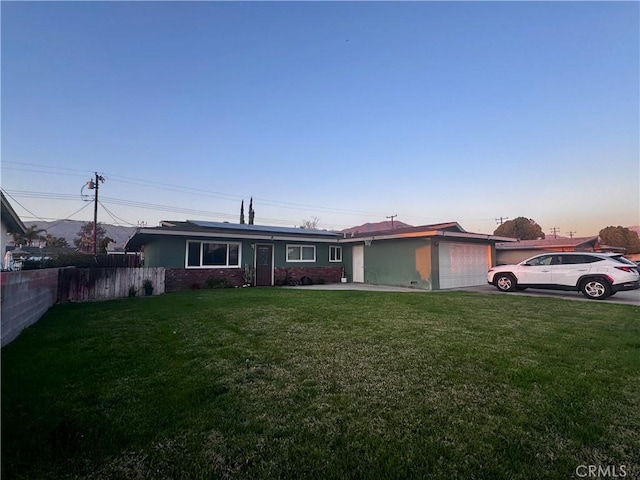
[496,236,599,250]
[125,220,342,251]
[339,222,515,243]
[342,221,466,238]
[1,191,27,235]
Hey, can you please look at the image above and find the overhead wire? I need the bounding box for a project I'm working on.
[0,188,48,222]
[98,201,137,227]
[4,161,402,219]
[4,161,467,227]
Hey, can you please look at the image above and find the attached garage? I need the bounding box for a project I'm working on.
[438,242,491,289]
[341,223,513,290]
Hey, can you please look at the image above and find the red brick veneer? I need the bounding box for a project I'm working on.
[165,268,244,292]
[165,266,343,291]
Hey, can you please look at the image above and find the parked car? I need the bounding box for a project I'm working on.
[487,252,640,300]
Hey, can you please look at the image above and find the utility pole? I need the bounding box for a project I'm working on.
[386,214,397,229]
[86,173,105,255]
[567,231,576,239]
[495,216,509,225]
[550,227,560,239]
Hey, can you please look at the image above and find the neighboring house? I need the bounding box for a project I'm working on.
[1,192,27,269]
[125,220,513,291]
[495,236,624,265]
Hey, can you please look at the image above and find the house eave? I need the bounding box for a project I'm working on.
[1,192,27,234]
[125,228,342,251]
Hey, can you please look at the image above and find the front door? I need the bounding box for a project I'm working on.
[517,254,553,285]
[352,245,364,283]
[255,244,273,286]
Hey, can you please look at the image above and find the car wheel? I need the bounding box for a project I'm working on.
[495,273,517,292]
[580,278,611,300]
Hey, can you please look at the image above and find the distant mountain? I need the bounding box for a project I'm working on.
[23,220,136,249]
[341,220,413,235]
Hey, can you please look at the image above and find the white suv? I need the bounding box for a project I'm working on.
[487,252,640,300]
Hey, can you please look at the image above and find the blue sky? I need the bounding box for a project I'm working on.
[2,1,638,235]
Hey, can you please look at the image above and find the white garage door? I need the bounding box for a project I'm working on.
[439,242,490,289]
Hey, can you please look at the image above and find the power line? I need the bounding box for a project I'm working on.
[4,161,453,223]
[0,188,48,221]
[98,201,137,227]
[5,162,390,218]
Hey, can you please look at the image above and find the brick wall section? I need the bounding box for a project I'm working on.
[165,266,343,291]
[165,268,245,292]
[275,266,342,284]
[1,269,59,347]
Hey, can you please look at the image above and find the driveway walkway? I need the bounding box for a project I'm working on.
[284,283,640,305]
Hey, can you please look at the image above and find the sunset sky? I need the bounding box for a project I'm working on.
[2,1,638,236]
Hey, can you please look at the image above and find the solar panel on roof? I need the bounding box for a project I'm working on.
[187,220,340,237]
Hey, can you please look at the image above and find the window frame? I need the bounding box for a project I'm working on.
[286,244,316,263]
[185,240,241,268]
[329,245,342,263]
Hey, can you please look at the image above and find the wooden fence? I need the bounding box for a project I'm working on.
[58,267,165,302]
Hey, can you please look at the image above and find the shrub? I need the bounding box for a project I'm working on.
[204,277,232,289]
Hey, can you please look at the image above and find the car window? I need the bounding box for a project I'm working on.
[609,255,636,266]
[526,255,553,266]
[560,255,601,264]
[580,255,605,264]
[557,255,582,264]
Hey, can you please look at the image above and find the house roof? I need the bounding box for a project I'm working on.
[342,221,467,239]
[1,192,27,235]
[125,220,342,251]
[124,219,515,251]
[496,236,600,250]
[339,222,515,243]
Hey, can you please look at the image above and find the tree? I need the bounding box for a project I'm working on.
[74,222,108,253]
[248,197,255,225]
[12,225,46,246]
[240,200,245,224]
[43,233,69,248]
[301,216,320,230]
[98,236,115,254]
[494,217,545,240]
[599,226,640,254]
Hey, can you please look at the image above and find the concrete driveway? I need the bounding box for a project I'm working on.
[454,284,640,306]
[285,283,640,305]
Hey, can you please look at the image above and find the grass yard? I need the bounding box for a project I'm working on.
[2,288,639,479]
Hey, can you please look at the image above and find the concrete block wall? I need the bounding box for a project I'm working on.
[1,269,59,347]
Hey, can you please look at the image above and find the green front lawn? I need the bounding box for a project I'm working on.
[2,289,639,479]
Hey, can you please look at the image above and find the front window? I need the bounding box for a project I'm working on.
[329,246,342,262]
[287,245,316,262]
[186,241,240,268]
